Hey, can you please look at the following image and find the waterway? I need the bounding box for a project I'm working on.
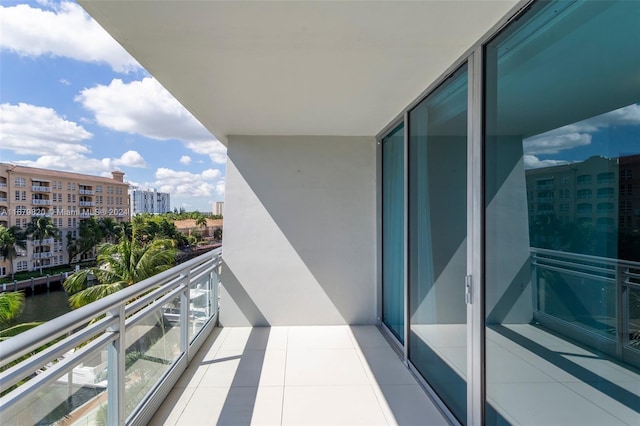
[1,289,71,331]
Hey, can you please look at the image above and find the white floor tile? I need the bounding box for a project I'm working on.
[374,384,450,426]
[285,348,370,386]
[148,386,196,426]
[287,325,353,349]
[282,385,388,425]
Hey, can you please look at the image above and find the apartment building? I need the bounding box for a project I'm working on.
[0,164,130,276]
[525,154,640,260]
[212,201,224,217]
[130,187,171,215]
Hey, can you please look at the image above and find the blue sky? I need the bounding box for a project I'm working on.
[0,0,226,212]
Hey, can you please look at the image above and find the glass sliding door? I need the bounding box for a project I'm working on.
[484,1,640,424]
[408,64,468,424]
[382,124,405,343]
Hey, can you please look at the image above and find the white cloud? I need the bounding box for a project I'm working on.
[76,77,227,164]
[523,155,569,170]
[148,168,224,198]
[0,102,92,156]
[524,131,592,155]
[179,155,192,165]
[185,141,228,164]
[115,150,147,168]
[524,103,640,155]
[0,2,140,73]
[14,150,147,176]
[59,78,71,86]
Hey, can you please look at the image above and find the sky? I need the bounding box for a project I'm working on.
[0,0,226,212]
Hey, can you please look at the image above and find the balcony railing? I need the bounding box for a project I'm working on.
[0,197,7,203]
[32,252,53,259]
[31,199,51,206]
[79,189,94,195]
[531,247,640,365]
[31,186,51,193]
[0,182,7,187]
[79,201,94,207]
[0,249,221,426]
[33,238,54,246]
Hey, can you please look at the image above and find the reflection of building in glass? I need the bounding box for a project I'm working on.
[525,155,640,260]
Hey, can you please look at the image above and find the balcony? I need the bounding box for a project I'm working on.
[32,252,53,259]
[79,211,92,218]
[79,201,94,207]
[79,189,94,195]
[31,199,51,206]
[0,197,7,203]
[0,182,7,187]
[32,185,52,193]
[33,238,54,246]
[0,250,446,425]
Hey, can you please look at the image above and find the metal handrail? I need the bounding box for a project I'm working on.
[0,248,222,425]
[530,247,640,360]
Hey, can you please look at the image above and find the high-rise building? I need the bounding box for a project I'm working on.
[0,164,129,276]
[130,188,171,215]
[212,201,224,216]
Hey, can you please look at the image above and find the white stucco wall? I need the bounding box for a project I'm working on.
[220,135,377,326]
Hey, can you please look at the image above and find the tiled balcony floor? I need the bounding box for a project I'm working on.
[150,325,450,426]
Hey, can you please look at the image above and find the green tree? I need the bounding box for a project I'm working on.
[98,217,120,243]
[63,235,177,308]
[0,225,27,280]
[25,216,60,274]
[0,291,25,327]
[76,217,103,260]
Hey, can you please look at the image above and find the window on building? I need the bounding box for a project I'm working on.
[14,177,25,187]
[577,174,592,185]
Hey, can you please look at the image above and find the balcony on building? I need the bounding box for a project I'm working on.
[0,177,7,188]
[1,1,639,426]
[32,238,55,246]
[31,197,51,206]
[31,180,52,193]
[32,251,53,259]
[79,185,94,195]
[0,191,7,203]
[79,199,94,207]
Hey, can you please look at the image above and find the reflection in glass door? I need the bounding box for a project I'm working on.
[408,64,468,424]
[382,124,405,343]
[484,1,640,424]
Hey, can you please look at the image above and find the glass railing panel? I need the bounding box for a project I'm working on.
[124,296,181,419]
[536,268,616,340]
[1,346,109,426]
[188,272,214,342]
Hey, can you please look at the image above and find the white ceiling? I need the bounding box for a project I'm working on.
[79,0,520,144]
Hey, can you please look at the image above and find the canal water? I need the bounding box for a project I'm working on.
[1,289,71,331]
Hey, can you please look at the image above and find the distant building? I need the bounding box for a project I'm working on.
[130,188,171,216]
[212,201,224,216]
[0,163,130,275]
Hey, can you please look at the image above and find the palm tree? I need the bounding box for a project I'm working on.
[0,291,25,326]
[63,235,177,308]
[0,226,27,280]
[26,216,60,274]
[98,217,120,243]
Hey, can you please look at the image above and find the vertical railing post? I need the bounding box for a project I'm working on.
[531,251,539,313]
[615,263,624,359]
[180,271,191,358]
[107,305,126,426]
